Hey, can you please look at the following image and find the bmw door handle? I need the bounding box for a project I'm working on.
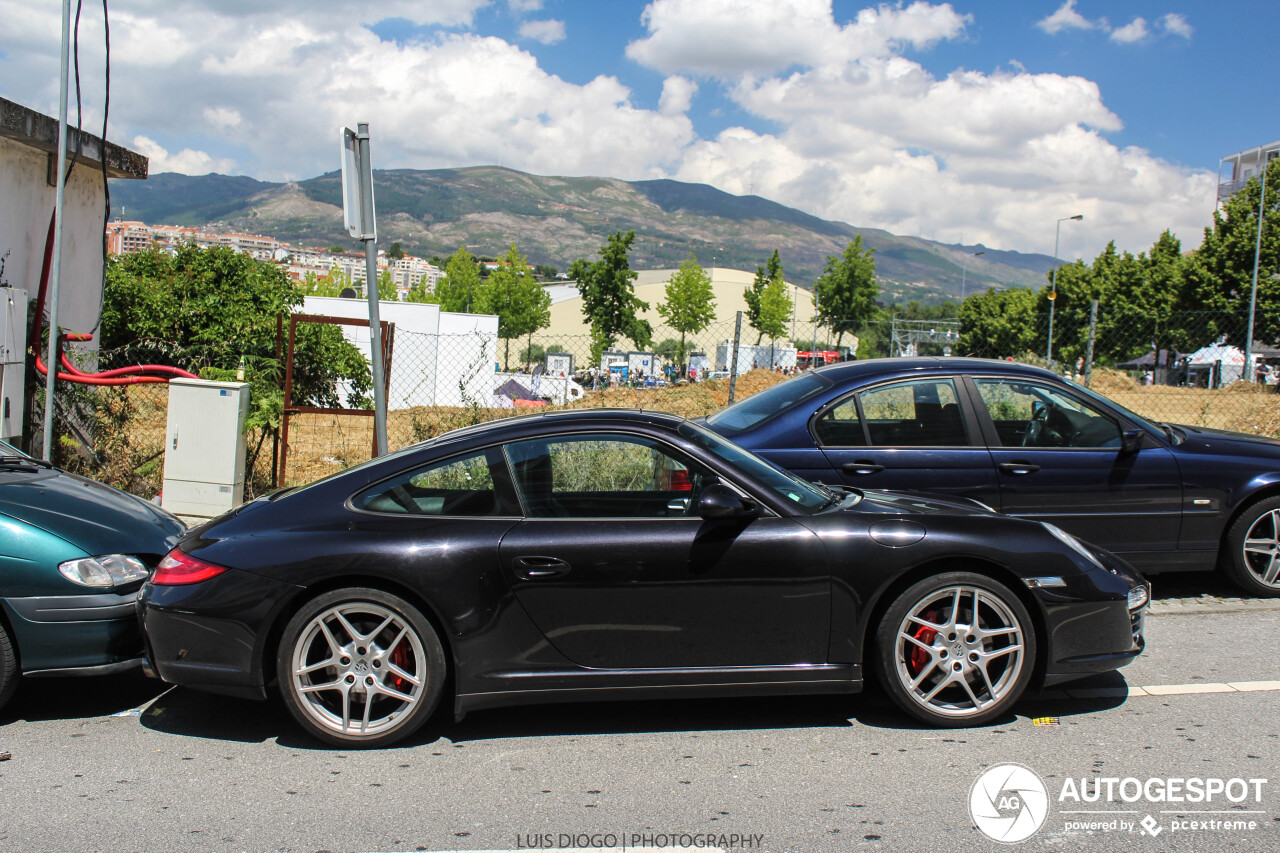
[513,556,572,578]
[998,462,1041,475]
[841,461,885,475]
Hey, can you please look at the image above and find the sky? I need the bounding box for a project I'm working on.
[1,1,1276,263]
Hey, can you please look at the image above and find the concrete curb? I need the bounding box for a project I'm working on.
[1148,598,1280,615]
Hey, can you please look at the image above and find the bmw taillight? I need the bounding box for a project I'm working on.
[152,548,229,585]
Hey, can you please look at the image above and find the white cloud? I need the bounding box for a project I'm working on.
[1110,18,1149,44]
[626,0,968,77]
[507,0,543,12]
[0,0,1214,259]
[1160,13,1193,39]
[202,107,242,130]
[132,135,236,175]
[659,76,698,115]
[1036,1,1100,35]
[519,18,566,44]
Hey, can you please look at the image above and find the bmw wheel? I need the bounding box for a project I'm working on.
[277,588,445,747]
[877,572,1036,727]
[1222,496,1280,597]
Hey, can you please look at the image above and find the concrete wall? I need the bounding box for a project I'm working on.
[0,137,110,342]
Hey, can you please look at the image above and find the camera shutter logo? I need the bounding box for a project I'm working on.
[970,764,1050,843]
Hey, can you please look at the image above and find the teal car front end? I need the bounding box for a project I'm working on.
[0,445,185,709]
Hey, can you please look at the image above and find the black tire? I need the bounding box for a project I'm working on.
[1221,496,1280,597]
[0,621,17,712]
[277,588,446,747]
[875,572,1036,727]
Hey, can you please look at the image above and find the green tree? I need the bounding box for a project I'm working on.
[431,245,485,312]
[102,246,373,473]
[1185,161,1280,348]
[303,265,354,297]
[655,338,681,361]
[757,276,793,351]
[533,264,558,280]
[386,242,404,260]
[568,230,652,363]
[486,244,552,369]
[656,254,716,365]
[813,237,879,349]
[959,286,1040,358]
[745,249,783,344]
[376,268,397,301]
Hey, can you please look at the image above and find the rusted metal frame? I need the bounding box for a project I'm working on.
[276,312,393,488]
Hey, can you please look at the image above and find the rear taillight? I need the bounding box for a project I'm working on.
[152,548,229,585]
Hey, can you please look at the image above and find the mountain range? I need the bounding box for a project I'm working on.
[108,166,1057,302]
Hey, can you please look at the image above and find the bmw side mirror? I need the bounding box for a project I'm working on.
[697,484,758,519]
[1121,428,1145,455]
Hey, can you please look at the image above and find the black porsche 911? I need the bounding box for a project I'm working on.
[139,410,1148,747]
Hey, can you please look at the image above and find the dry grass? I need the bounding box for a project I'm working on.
[1089,368,1279,433]
[278,371,790,486]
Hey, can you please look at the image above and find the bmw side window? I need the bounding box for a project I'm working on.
[353,449,515,516]
[813,397,868,447]
[505,434,710,518]
[973,379,1121,448]
[856,379,968,447]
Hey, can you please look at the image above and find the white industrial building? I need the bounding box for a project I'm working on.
[303,297,498,409]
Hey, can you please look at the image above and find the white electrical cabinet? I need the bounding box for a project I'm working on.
[1,289,27,442]
[162,378,250,519]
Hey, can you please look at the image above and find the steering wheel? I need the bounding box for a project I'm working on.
[1021,405,1049,447]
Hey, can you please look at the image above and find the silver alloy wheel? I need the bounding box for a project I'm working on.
[893,585,1026,719]
[289,601,427,739]
[1241,509,1280,588]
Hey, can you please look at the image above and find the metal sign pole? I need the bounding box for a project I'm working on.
[41,0,72,462]
[342,123,387,456]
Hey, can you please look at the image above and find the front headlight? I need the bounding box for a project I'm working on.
[1041,522,1105,571]
[58,555,149,588]
[1127,583,1150,610]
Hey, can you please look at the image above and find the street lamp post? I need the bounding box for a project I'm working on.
[960,250,984,302]
[1047,214,1084,365]
[1245,165,1269,381]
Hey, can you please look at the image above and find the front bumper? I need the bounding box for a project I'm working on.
[1,591,146,675]
[1033,557,1149,687]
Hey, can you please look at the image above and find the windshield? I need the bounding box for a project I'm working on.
[678,421,830,512]
[705,371,833,435]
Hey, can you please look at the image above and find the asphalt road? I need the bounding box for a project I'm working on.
[1,604,1278,853]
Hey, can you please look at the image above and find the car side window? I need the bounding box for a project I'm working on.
[353,448,516,516]
[973,379,1122,448]
[813,396,867,446]
[855,379,968,447]
[504,433,711,518]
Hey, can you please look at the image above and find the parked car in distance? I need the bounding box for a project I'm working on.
[0,440,186,712]
[140,409,1147,747]
[703,357,1280,597]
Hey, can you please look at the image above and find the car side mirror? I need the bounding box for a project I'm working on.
[1121,428,1145,455]
[697,483,758,520]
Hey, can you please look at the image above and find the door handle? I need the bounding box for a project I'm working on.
[513,556,571,578]
[841,461,885,475]
[998,462,1041,475]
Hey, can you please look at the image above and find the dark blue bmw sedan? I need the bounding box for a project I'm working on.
[704,357,1280,596]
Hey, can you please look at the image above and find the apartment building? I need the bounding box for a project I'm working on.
[1218,139,1280,204]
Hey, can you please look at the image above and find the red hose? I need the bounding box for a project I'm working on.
[30,215,199,386]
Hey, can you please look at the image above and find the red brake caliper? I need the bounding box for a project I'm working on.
[389,640,410,692]
[908,609,938,675]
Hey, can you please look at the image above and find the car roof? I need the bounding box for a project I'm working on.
[428,408,691,449]
[812,356,1060,383]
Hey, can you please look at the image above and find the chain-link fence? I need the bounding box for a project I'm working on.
[30,303,1280,496]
